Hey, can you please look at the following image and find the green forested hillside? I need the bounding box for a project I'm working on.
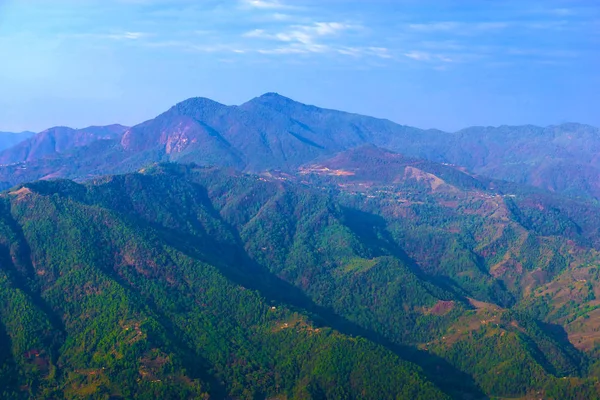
[2,162,600,398]
[0,176,446,399]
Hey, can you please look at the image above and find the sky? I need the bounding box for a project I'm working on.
[0,0,598,132]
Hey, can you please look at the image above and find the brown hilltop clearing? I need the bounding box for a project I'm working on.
[402,166,453,191]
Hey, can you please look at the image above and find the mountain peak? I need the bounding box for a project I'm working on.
[258,92,293,101]
[37,126,77,136]
[169,97,229,118]
[175,96,225,107]
[243,92,305,110]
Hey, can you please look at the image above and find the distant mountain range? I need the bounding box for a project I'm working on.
[0,93,598,200]
[117,93,428,171]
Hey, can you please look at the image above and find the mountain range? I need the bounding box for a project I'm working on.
[0,93,598,201]
[2,94,600,398]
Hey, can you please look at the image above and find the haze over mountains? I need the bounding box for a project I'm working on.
[0,93,599,201]
[0,131,35,152]
[0,125,128,165]
[3,94,600,398]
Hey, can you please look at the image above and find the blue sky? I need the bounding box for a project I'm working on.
[0,0,598,132]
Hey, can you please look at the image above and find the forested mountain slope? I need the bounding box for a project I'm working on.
[3,162,600,398]
[0,170,446,399]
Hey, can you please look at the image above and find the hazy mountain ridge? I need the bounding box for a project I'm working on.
[0,131,35,152]
[0,124,128,165]
[437,123,600,199]
[118,93,426,171]
[0,94,597,202]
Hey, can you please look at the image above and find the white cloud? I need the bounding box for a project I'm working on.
[258,43,329,54]
[408,21,509,33]
[272,13,292,21]
[241,0,290,9]
[243,29,268,38]
[407,19,573,35]
[61,31,149,41]
[404,51,452,63]
[43,1,390,63]
[245,22,359,44]
[107,31,146,40]
[409,22,460,32]
[367,47,392,59]
[243,21,381,57]
[337,47,362,57]
[404,51,431,61]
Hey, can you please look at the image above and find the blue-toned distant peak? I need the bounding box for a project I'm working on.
[241,92,319,113]
[82,124,129,135]
[0,131,35,136]
[34,124,128,137]
[0,124,128,164]
[169,97,230,118]
[0,131,36,152]
[549,122,599,132]
[249,92,298,104]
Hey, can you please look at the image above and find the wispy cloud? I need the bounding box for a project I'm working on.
[532,7,577,17]
[407,18,574,35]
[243,22,392,58]
[404,51,453,63]
[61,31,150,41]
[408,21,510,33]
[240,0,292,10]
[244,22,359,44]
[106,31,147,40]
[16,0,593,69]
[506,48,579,58]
